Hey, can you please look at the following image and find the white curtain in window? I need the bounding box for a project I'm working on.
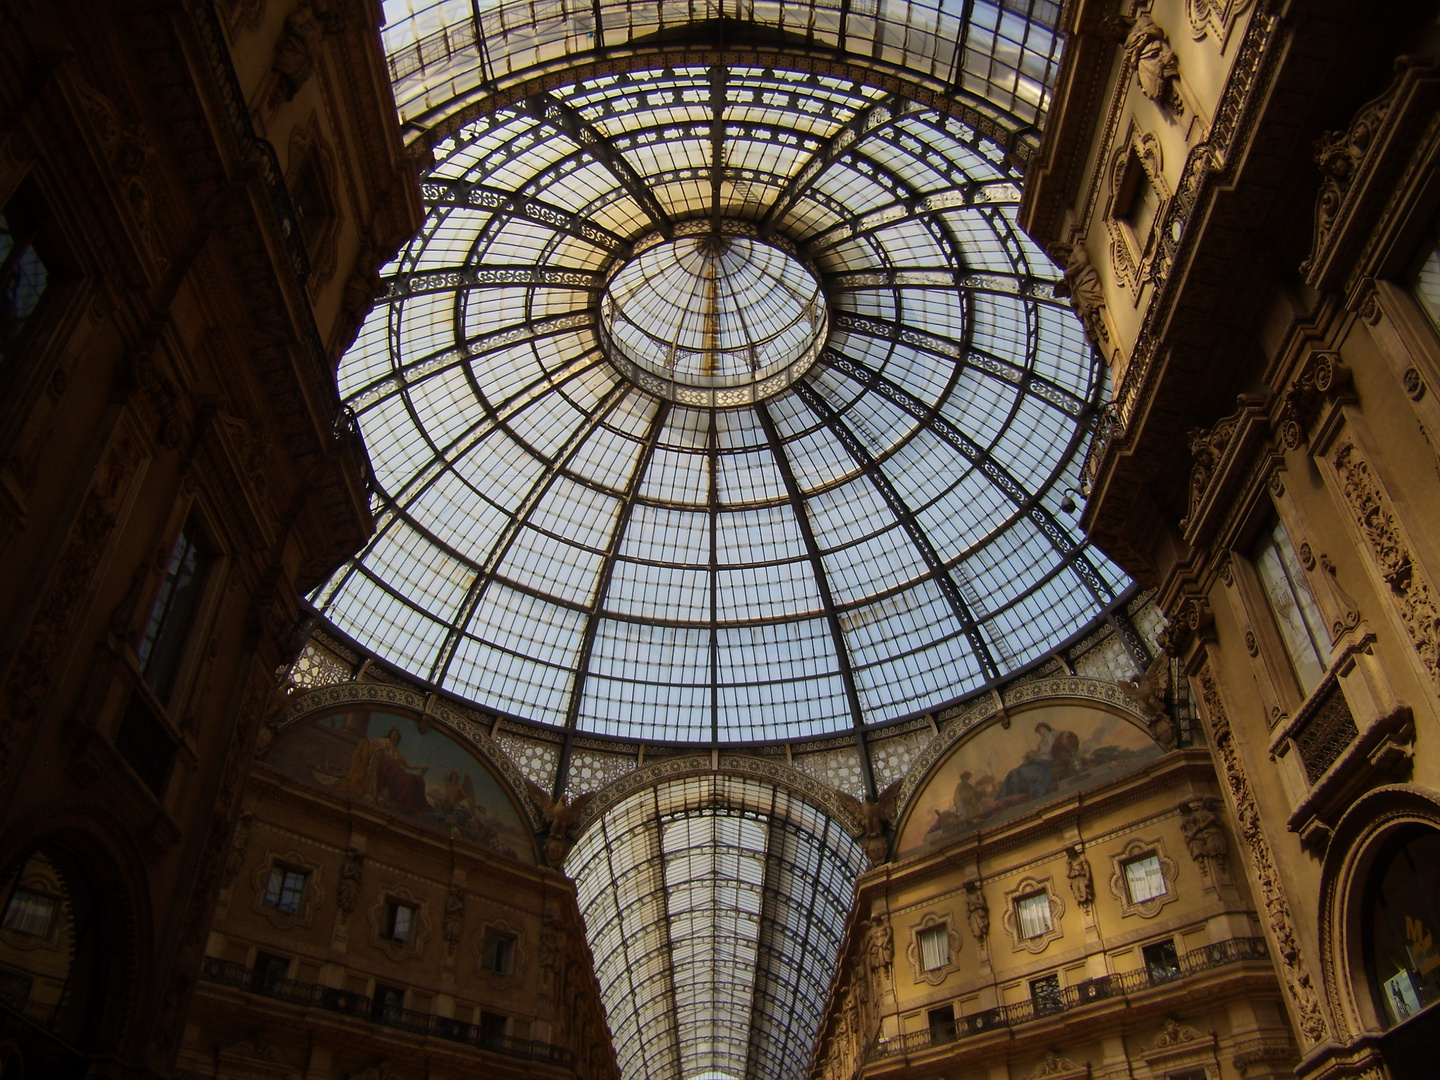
[918,925,949,971]
[1124,855,1166,904]
[1015,893,1053,939]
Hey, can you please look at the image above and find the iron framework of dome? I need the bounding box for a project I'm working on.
[313,40,1130,748]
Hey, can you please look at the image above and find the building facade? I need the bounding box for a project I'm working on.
[1022,1,1440,1078]
[809,693,1296,1080]
[0,0,420,1073]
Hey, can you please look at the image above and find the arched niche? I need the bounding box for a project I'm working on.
[0,808,150,1062]
[894,697,1164,859]
[264,704,538,864]
[1319,785,1440,1049]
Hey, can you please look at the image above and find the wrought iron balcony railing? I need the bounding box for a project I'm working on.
[866,937,1270,1064]
[198,957,575,1066]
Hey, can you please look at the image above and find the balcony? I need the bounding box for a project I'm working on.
[198,958,574,1066]
[867,937,1270,1063]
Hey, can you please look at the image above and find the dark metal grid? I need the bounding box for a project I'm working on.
[567,775,866,1080]
[316,64,1126,745]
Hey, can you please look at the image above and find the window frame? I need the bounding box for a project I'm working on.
[384,898,419,945]
[1014,891,1054,940]
[263,864,309,916]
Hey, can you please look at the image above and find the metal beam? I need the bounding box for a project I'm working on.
[821,348,1115,604]
[421,177,629,253]
[824,266,1068,308]
[830,310,1091,419]
[380,264,603,302]
[802,180,1021,255]
[794,380,1002,681]
[753,401,877,800]
[758,92,912,237]
[553,400,673,798]
[523,91,674,239]
[425,380,632,689]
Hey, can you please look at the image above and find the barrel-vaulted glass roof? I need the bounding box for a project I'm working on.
[313,56,1129,745]
[567,775,867,1080]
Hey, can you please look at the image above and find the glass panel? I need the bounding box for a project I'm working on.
[316,66,1127,743]
[138,522,210,702]
[1124,854,1166,904]
[1410,206,1440,331]
[1015,892,1052,939]
[1,889,54,938]
[0,182,51,369]
[264,867,307,914]
[1252,515,1327,693]
[1029,972,1063,1015]
[918,925,950,971]
[1367,827,1440,1027]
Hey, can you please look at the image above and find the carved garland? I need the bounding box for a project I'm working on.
[1193,663,1329,1043]
[1332,441,1440,687]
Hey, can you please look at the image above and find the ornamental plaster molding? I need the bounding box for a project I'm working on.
[250,848,323,930]
[366,882,432,963]
[1027,1049,1088,1078]
[1107,836,1179,918]
[904,911,962,986]
[1001,875,1065,954]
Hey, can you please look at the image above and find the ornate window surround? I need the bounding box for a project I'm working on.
[367,883,432,962]
[474,917,528,987]
[1108,837,1180,919]
[1103,121,1171,297]
[905,912,962,986]
[251,850,322,930]
[1001,876,1065,954]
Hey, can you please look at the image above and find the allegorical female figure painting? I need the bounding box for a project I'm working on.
[897,704,1164,858]
[262,709,535,862]
[343,726,431,813]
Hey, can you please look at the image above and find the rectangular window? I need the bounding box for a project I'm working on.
[0,971,31,1011]
[113,693,178,797]
[917,924,950,971]
[137,521,211,702]
[372,982,404,1023]
[1030,973,1064,1016]
[479,1010,507,1047]
[1015,892,1053,939]
[1252,515,1328,693]
[1410,206,1440,331]
[251,951,289,994]
[1143,939,1182,984]
[927,1004,956,1044]
[0,179,53,370]
[264,866,308,915]
[384,900,417,945]
[1123,854,1167,905]
[1,888,55,938]
[482,931,515,974]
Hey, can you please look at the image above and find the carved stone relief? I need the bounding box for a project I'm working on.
[1332,440,1440,686]
[1194,663,1329,1044]
[1124,12,1184,114]
[1179,796,1230,881]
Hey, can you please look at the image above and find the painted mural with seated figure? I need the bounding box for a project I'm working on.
[264,710,535,863]
[897,703,1165,858]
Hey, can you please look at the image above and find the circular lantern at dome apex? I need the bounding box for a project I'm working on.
[598,226,828,407]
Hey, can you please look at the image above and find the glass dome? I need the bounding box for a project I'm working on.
[599,228,827,405]
[313,62,1129,744]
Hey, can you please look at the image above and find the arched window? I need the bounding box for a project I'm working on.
[1366,826,1440,1027]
